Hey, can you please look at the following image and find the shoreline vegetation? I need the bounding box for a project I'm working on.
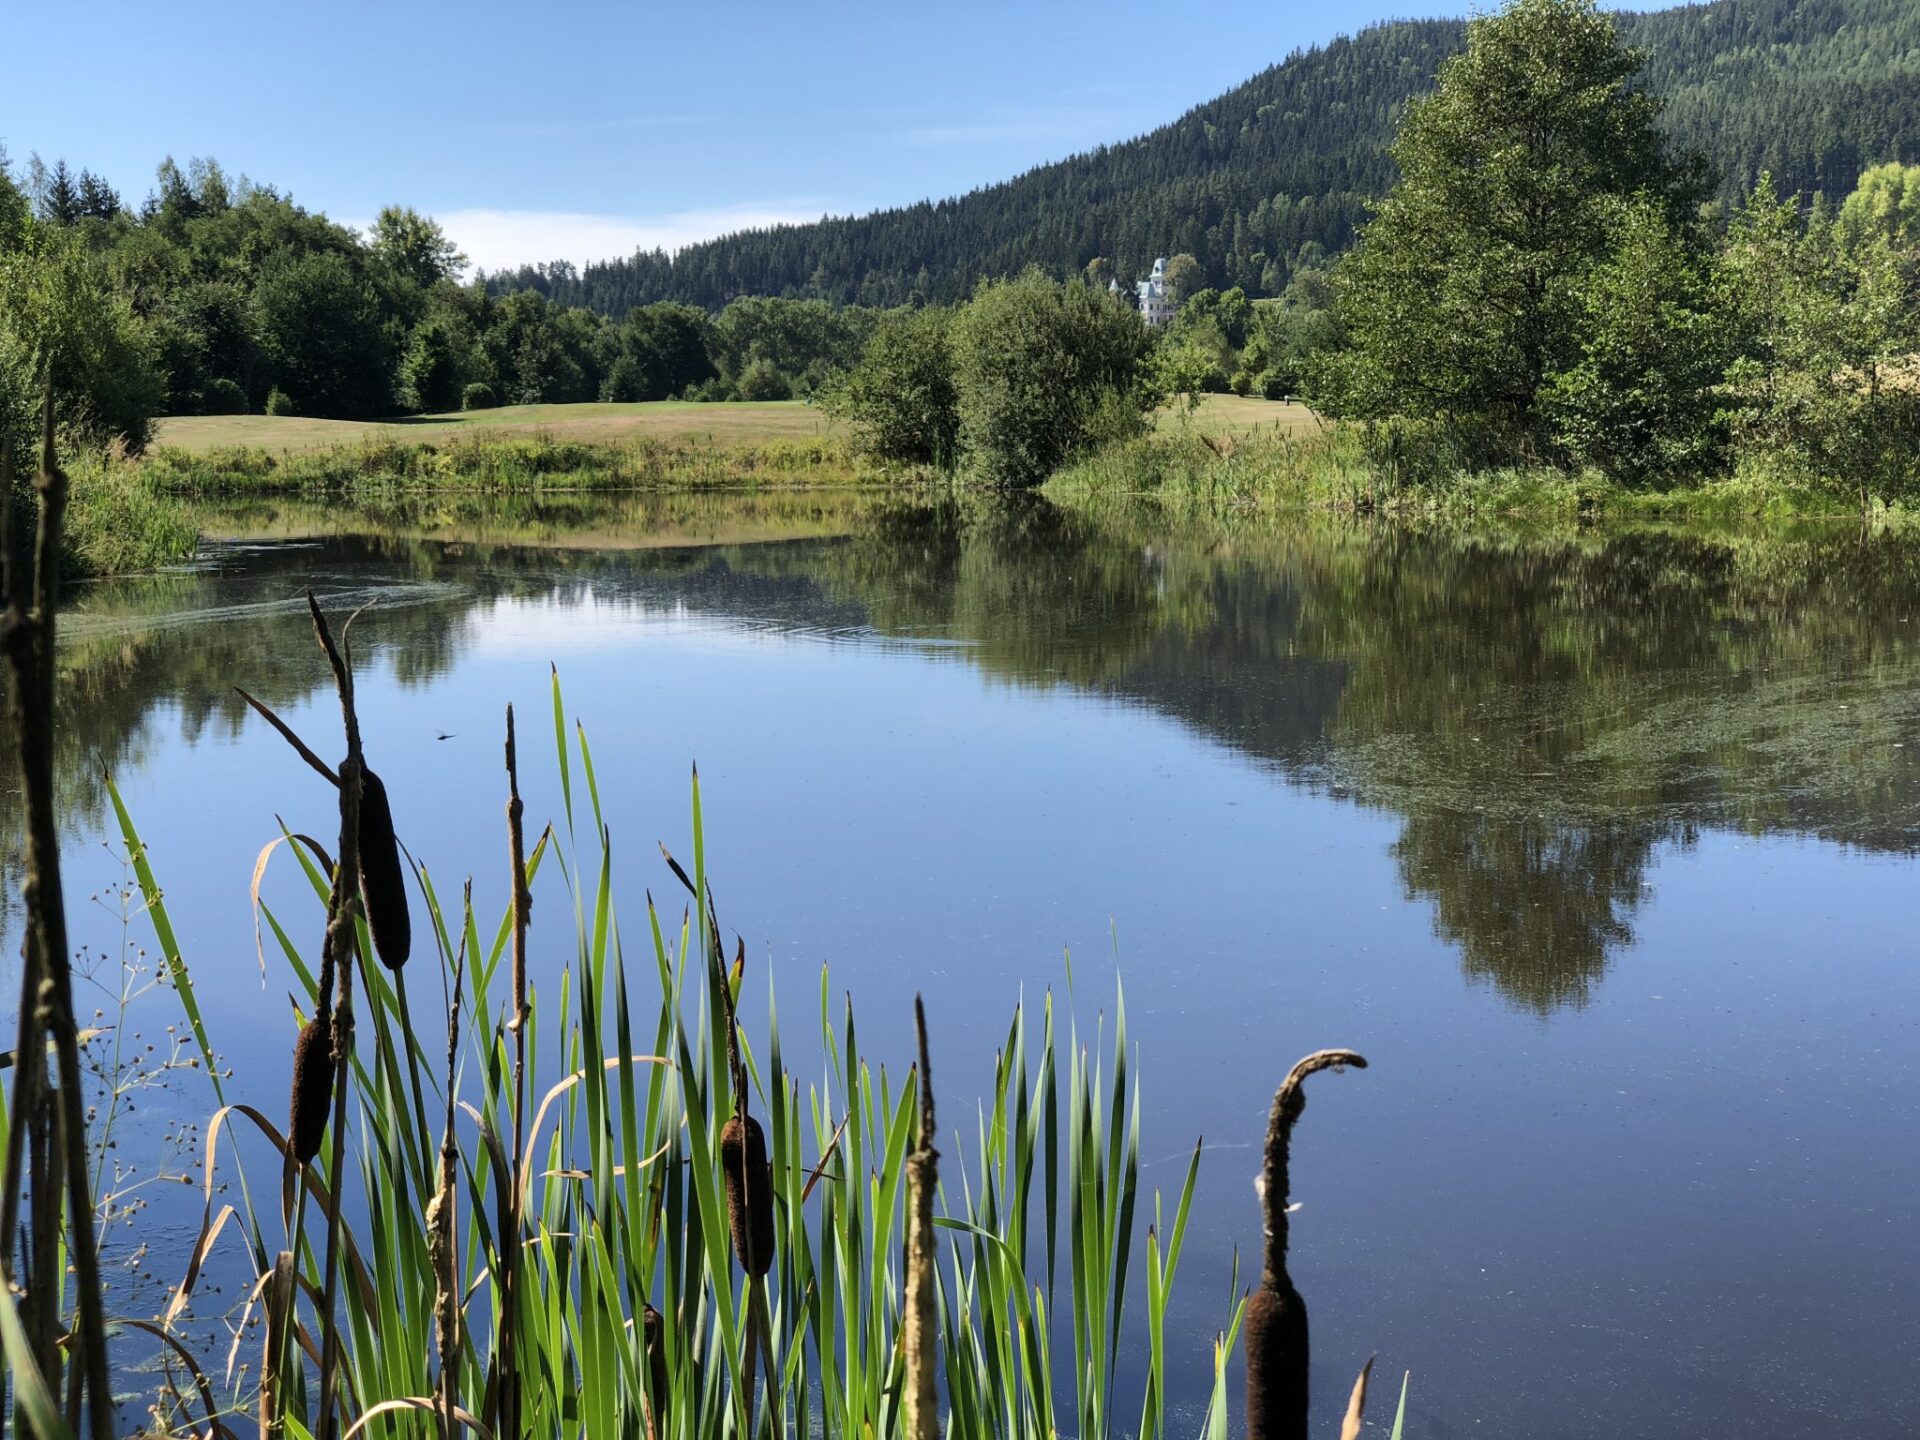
[68,401,1918,582]
[7,388,1402,1437]
[17,0,1920,579]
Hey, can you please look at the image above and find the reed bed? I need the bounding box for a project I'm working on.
[134,432,875,499]
[94,646,1316,1440]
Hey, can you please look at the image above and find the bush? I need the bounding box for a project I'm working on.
[264,388,295,416]
[825,307,959,467]
[951,271,1154,486]
[686,376,737,403]
[462,382,497,411]
[735,357,792,402]
[201,377,247,415]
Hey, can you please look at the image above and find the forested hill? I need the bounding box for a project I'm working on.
[487,0,1920,314]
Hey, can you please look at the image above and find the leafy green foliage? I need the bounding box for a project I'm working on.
[1542,197,1727,481]
[827,305,960,467]
[1314,0,1704,456]
[951,273,1155,485]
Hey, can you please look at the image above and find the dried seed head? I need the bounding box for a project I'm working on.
[357,767,411,971]
[641,1302,668,1426]
[288,1016,333,1163]
[1246,1049,1366,1440]
[719,1113,774,1277]
[1244,1281,1309,1440]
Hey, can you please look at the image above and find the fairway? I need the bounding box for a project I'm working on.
[1155,393,1323,439]
[152,399,841,455]
[152,394,1319,457]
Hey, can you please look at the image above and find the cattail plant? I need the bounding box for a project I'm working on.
[429,897,468,1440]
[719,1107,774,1278]
[0,389,116,1440]
[1245,1048,1368,1440]
[304,591,370,1440]
[357,767,411,971]
[641,1302,669,1439]
[287,1013,335,1164]
[905,996,940,1440]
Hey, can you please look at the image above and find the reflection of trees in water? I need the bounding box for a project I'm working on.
[1391,810,1681,1013]
[29,493,1920,1012]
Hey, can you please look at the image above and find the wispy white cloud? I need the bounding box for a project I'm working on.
[899,104,1132,148]
[347,204,831,273]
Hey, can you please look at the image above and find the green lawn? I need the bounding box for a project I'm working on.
[1157,393,1323,439]
[151,399,840,455]
[152,394,1318,456]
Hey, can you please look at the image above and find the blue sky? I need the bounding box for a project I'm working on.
[5,1,1671,272]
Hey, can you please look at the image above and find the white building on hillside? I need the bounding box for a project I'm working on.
[1135,257,1177,326]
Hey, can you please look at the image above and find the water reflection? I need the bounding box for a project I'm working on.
[36,492,1920,1013]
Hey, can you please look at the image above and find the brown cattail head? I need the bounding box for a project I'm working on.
[357,767,410,971]
[720,1113,774,1277]
[288,1015,334,1163]
[1244,1280,1309,1440]
[641,1302,669,1427]
[1246,1048,1366,1440]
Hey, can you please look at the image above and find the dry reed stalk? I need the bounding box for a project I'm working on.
[904,996,939,1440]
[496,705,531,1440]
[306,592,367,1440]
[1245,1048,1367,1440]
[430,897,468,1440]
[261,1250,297,1439]
[0,385,117,1440]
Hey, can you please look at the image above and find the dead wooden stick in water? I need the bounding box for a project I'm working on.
[1245,1048,1367,1440]
[0,385,117,1440]
[905,996,940,1440]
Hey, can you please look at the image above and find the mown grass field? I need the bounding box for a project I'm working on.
[152,394,1319,456]
[151,399,842,455]
[1155,393,1323,439]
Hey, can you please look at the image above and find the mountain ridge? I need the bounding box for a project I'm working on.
[487,0,1920,314]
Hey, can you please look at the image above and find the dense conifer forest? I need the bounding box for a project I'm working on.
[485,0,1920,313]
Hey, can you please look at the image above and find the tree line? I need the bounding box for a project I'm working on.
[481,0,1920,314]
[0,154,899,452]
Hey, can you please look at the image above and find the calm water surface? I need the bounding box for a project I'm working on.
[31,490,1920,1437]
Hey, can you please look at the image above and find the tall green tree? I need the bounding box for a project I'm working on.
[1314,0,1705,455]
[251,250,394,417]
[369,206,467,289]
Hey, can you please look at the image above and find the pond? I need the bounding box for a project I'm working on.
[29,488,1920,1436]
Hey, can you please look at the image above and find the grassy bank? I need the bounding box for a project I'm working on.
[1047,426,1890,521]
[63,427,890,577]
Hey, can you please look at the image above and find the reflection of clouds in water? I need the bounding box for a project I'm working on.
[31,501,1920,1013]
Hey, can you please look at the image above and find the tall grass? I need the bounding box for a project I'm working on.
[1047,423,1907,521]
[135,431,879,498]
[115,659,1238,1439]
